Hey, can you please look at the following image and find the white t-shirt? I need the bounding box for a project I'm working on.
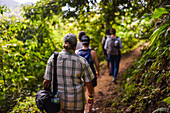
[76,41,83,50]
[102,35,110,49]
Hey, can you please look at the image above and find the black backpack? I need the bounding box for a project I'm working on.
[107,37,120,55]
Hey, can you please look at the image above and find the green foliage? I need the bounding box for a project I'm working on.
[149,24,168,47]
[1,0,169,112]
[20,0,152,62]
[163,97,170,105]
[152,107,170,113]
[23,0,97,20]
[110,6,170,113]
[0,5,9,15]
[11,95,40,112]
[152,8,169,19]
[0,3,62,112]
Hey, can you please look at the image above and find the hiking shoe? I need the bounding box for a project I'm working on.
[112,77,115,82]
[88,108,96,113]
[92,108,96,113]
[112,77,117,84]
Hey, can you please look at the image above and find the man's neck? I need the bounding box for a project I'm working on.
[64,49,75,53]
[111,35,116,38]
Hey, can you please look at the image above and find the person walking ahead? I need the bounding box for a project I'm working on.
[76,35,100,87]
[102,29,111,74]
[43,33,94,113]
[76,31,91,50]
[105,28,123,83]
[76,35,100,113]
[76,31,86,50]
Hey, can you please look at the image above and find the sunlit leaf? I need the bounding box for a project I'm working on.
[149,24,168,47]
[152,8,168,19]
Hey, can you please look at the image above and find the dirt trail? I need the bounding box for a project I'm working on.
[90,47,142,112]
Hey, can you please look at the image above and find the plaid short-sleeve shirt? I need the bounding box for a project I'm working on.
[44,50,94,110]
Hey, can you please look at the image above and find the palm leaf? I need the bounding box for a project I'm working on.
[149,24,168,47]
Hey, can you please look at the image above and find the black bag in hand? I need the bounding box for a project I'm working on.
[36,90,60,113]
[36,52,60,113]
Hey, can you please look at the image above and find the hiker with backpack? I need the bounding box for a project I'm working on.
[76,35,100,113]
[43,33,95,113]
[102,29,111,74]
[105,28,123,83]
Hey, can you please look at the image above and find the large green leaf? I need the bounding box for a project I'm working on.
[152,8,168,19]
[149,24,168,47]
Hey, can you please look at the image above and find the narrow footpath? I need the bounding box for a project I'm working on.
[90,47,143,113]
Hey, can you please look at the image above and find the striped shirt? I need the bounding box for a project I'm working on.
[44,50,94,110]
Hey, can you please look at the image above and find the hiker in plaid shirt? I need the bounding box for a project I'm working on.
[43,33,94,113]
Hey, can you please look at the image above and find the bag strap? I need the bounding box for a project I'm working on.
[52,52,59,96]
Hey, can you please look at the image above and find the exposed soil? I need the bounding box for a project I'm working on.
[85,47,143,113]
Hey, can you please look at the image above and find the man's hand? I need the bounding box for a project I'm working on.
[43,79,51,90]
[88,95,94,113]
[96,72,100,78]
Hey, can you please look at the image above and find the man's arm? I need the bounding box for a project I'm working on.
[118,37,123,49]
[43,54,53,90]
[83,59,95,97]
[91,50,100,77]
[85,82,94,97]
